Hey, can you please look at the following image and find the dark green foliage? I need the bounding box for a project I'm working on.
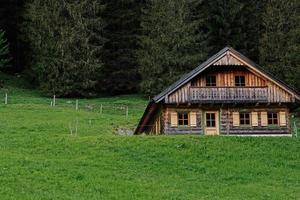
[23,0,105,97]
[0,0,25,72]
[259,0,300,90]
[100,0,143,95]
[138,0,208,96]
[0,30,11,68]
[4,0,300,95]
[203,0,262,62]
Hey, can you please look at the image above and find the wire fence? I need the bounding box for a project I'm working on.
[0,92,149,135]
[0,92,148,114]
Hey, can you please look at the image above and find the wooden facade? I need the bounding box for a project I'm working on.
[135,47,300,136]
[166,67,293,104]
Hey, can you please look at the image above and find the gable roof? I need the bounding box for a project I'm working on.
[153,46,300,103]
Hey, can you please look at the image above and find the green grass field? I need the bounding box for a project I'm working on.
[0,74,299,199]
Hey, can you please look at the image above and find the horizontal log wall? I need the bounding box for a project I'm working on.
[220,107,290,135]
[157,105,291,135]
[163,107,203,135]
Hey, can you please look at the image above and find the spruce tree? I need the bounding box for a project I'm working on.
[0,30,11,68]
[100,0,143,95]
[0,0,25,72]
[23,0,106,97]
[259,0,300,90]
[138,0,208,96]
[203,0,262,61]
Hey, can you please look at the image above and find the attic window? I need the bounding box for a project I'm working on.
[235,76,246,86]
[206,75,216,86]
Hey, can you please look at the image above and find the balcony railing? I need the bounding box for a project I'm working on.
[189,87,268,102]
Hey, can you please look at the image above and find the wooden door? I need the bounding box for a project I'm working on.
[204,111,219,135]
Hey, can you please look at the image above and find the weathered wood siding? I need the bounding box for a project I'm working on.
[190,69,266,87]
[166,83,191,104]
[165,68,293,104]
[213,53,244,66]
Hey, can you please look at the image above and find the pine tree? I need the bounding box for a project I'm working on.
[259,0,300,90]
[100,0,143,95]
[138,0,208,96]
[0,30,11,68]
[23,0,106,97]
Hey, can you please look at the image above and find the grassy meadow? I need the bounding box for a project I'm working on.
[0,74,299,199]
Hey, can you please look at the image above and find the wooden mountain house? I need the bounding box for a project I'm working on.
[135,47,300,135]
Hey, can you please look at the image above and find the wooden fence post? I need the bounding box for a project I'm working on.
[126,106,129,119]
[75,118,78,135]
[76,100,79,111]
[294,121,298,138]
[100,104,103,115]
[53,95,56,106]
[4,93,7,105]
[69,122,73,135]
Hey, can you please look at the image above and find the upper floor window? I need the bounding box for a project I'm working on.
[235,75,246,86]
[178,113,189,126]
[240,112,250,125]
[268,112,278,125]
[206,75,217,86]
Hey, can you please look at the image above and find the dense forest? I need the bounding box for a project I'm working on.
[0,0,299,97]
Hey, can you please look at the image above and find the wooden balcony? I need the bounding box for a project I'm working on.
[189,86,268,103]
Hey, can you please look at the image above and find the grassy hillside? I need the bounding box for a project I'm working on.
[0,74,299,200]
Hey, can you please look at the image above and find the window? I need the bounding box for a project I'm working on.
[235,75,246,86]
[240,113,250,125]
[206,113,216,127]
[206,75,217,86]
[178,113,189,126]
[268,112,278,125]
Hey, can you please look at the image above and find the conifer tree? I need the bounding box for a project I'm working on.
[23,0,106,97]
[0,0,25,72]
[100,0,143,95]
[138,0,208,96]
[259,0,300,90]
[0,30,11,68]
[203,0,262,61]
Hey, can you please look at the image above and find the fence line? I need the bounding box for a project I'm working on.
[1,93,148,118]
